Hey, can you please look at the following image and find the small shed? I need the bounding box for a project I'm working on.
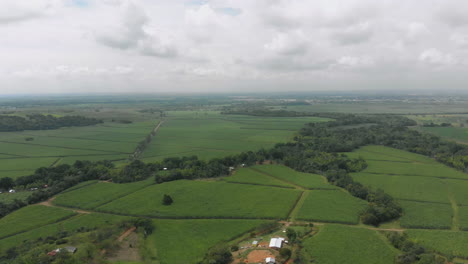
[8,189,15,193]
[252,240,259,247]
[269,237,284,249]
[266,257,276,264]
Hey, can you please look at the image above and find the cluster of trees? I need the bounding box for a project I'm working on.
[386,232,446,264]
[0,114,102,132]
[422,122,452,127]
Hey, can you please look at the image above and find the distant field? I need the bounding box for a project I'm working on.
[0,205,75,239]
[348,145,468,231]
[53,179,154,209]
[147,219,268,264]
[420,126,468,144]
[141,111,331,161]
[0,121,156,179]
[0,212,130,253]
[406,229,468,258]
[0,191,32,203]
[223,167,294,188]
[296,190,367,224]
[399,201,453,229]
[302,224,397,264]
[252,164,336,190]
[97,180,301,219]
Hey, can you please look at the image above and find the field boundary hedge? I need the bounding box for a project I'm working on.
[222,180,295,189]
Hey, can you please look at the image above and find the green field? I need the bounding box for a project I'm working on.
[302,224,397,264]
[347,145,468,231]
[296,190,367,224]
[0,205,76,239]
[457,206,468,231]
[420,127,468,144]
[399,201,453,229]
[97,180,301,219]
[0,212,130,253]
[252,164,336,190]
[147,219,268,264]
[53,179,154,209]
[0,121,157,179]
[0,191,32,203]
[141,112,330,161]
[223,167,294,188]
[406,229,468,258]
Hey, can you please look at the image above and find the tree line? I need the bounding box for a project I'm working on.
[0,114,102,132]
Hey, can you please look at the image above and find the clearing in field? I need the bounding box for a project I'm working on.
[96,180,301,219]
[141,111,331,161]
[145,219,269,264]
[296,190,367,224]
[302,224,397,264]
[223,167,294,188]
[252,164,336,190]
[53,178,154,209]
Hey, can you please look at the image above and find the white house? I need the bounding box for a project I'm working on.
[8,189,15,193]
[266,257,276,264]
[269,237,284,249]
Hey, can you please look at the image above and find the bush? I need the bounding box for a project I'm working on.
[162,194,173,205]
[280,248,292,258]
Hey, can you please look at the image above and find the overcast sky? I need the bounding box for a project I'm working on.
[1,0,468,94]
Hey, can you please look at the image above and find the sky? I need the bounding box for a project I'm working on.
[1,0,468,94]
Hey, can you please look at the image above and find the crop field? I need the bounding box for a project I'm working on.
[0,191,32,203]
[252,164,336,190]
[348,145,468,231]
[302,224,397,264]
[146,219,269,264]
[97,180,301,219]
[406,229,468,258]
[420,127,468,144]
[141,111,330,161]
[0,121,157,180]
[0,212,130,253]
[53,178,154,209]
[0,205,75,239]
[457,206,468,230]
[223,168,294,188]
[399,201,453,229]
[296,190,367,224]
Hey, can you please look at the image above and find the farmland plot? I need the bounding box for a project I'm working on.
[223,167,294,188]
[406,229,468,258]
[399,201,452,229]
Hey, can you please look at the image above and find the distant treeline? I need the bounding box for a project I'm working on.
[0,114,102,132]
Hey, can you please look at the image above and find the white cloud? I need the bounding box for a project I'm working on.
[419,49,456,65]
[264,30,308,56]
[337,56,374,68]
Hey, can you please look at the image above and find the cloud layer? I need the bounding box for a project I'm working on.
[1,0,468,94]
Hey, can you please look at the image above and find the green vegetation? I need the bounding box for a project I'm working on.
[301,224,397,264]
[223,167,294,188]
[252,164,336,189]
[53,179,154,209]
[97,180,301,219]
[0,205,75,239]
[420,127,468,144]
[146,219,268,264]
[141,112,330,161]
[296,190,367,224]
[0,114,102,132]
[399,201,453,229]
[457,206,468,230]
[406,229,468,258]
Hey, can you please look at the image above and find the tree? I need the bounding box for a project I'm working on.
[286,228,297,242]
[203,245,232,264]
[162,194,173,205]
[279,248,292,258]
[0,177,14,190]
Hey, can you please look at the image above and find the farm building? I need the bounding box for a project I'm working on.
[8,189,15,193]
[252,240,259,247]
[47,246,77,256]
[266,257,276,263]
[269,237,284,249]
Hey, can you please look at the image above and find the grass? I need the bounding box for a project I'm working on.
[97,180,301,219]
[146,219,269,264]
[406,229,468,258]
[0,191,32,203]
[302,224,398,264]
[53,178,154,209]
[457,206,468,230]
[296,190,367,224]
[399,201,453,229]
[345,145,435,163]
[252,164,336,190]
[141,112,330,161]
[0,205,76,239]
[0,212,130,253]
[223,167,294,188]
